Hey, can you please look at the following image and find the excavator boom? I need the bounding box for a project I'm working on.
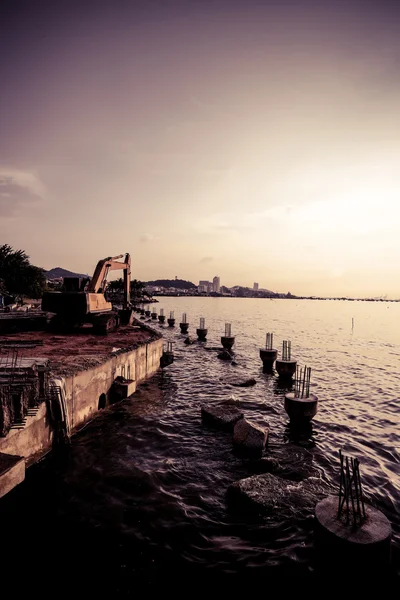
[88,253,131,306]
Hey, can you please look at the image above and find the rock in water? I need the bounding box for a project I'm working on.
[228,472,332,519]
[184,337,195,345]
[248,444,321,481]
[233,419,268,455]
[231,378,257,387]
[201,404,244,431]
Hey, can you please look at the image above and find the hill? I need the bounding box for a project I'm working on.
[144,279,196,290]
[45,267,90,280]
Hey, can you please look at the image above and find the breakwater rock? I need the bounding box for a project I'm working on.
[201,404,244,431]
[233,418,268,455]
[228,472,332,519]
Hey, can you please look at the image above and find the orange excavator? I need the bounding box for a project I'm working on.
[42,253,133,334]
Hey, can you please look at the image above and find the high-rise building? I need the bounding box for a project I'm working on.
[253,282,259,291]
[198,280,211,293]
[212,276,221,293]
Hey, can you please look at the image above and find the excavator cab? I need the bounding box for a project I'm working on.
[42,253,133,334]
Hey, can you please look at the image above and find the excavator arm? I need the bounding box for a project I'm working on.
[88,253,131,306]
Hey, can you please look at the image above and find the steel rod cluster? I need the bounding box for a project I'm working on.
[338,449,366,529]
[282,340,291,361]
[294,366,311,398]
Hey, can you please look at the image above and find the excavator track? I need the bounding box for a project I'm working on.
[92,313,119,335]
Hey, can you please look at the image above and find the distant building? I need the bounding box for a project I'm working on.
[212,276,221,293]
[198,280,211,294]
[253,282,259,291]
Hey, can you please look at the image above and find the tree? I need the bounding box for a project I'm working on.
[130,279,145,300]
[0,244,47,301]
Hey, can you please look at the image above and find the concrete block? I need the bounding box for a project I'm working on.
[201,404,243,431]
[112,378,136,400]
[233,418,268,454]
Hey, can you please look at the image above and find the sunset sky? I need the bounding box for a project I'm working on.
[1,0,400,297]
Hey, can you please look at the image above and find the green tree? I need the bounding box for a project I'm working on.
[0,244,46,301]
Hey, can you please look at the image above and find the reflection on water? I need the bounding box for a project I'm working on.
[0,298,399,589]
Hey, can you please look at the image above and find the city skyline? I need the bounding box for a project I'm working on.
[2,0,400,296]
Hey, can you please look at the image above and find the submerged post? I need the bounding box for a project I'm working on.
[196,317,207,341]
[284,366,317,425]
[221,322,235,351]
[160,341,174,368]
[275,340,297,379]
[314,450,392,575]
[259,332,277,373]
[180,312,189,334]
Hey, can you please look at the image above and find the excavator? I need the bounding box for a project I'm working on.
[42,253,133,334]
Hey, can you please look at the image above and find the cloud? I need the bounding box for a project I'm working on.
[0,168,45,218]
[200,256,213,264]
[139,233,154,243]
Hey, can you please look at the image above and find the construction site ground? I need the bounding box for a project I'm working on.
[0,324,161,377]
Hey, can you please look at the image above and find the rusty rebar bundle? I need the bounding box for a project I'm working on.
[337,449,366,529]
[200,317,205,329]
[182,313,187,324]
[169,311,174,319]
[225,322,232,337]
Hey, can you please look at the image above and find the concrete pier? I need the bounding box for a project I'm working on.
[160,342,174,368]
[259,349,278,372]
[276,340,296,378]
[167,311,175,327]
[284,392,318,424]
[315,495,392,574]
[275,359,297,378]
[221,323,235,350]
[180,312,189,334]
[197,317,207,341]
[221,336,235,350]
[145,310,151,317]
[151,312,158,320]
[260,332,277,372]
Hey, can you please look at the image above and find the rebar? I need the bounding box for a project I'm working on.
[170,311,174,319]
[225,323,232,337]
[182,313,187,323]
[265,332,273,350]
[200,317,205,329]
[160,308,164,316]
[282,340,292,361]
[337,449,366,529]
[294,366,311,398]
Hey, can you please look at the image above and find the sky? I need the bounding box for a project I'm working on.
[1,0,400,297]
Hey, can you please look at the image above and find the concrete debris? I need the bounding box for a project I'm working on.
[233,418,268,455]
[201,404,244,431]
[227,472,332,519]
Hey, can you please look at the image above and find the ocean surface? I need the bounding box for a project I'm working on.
[1,298,399,589]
